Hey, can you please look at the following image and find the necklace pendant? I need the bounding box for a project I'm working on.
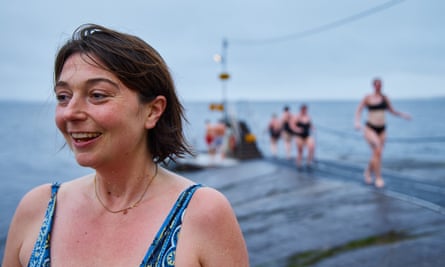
[94,164,158,215]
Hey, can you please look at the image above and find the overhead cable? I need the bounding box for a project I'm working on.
[230,0,408,45]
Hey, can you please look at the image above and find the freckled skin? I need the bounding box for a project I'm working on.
[2,24,249,267]
[54,54,149,169]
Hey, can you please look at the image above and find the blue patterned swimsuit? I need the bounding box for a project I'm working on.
[28,182,202,267]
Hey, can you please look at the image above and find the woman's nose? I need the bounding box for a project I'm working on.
[63,96,87,121]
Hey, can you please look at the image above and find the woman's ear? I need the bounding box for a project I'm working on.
[145,95,166,129]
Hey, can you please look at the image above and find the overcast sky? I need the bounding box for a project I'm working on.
[1,0,444,102]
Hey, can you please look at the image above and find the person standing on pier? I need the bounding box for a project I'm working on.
[291,104,316,169]
[281,106,294,159]
[355,78,411,188]
[268,113,282,157]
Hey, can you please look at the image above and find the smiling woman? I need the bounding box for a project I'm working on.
[2,24,249,267]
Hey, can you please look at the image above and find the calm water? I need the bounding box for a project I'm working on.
[1,99,444,260]
[185,99,445,162]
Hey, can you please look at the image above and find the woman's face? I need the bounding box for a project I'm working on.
[54,53,150,168]
[373,79,382,93]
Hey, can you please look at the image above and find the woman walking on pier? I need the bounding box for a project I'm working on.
[355,78,411,188]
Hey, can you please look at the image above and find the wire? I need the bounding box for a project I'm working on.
[230,0,408,45]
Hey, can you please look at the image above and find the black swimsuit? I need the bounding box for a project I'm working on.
[366,98,387,135]
[367,98,388,111]
[295,121,311,139]
[269,126,281,140]
[366,121,386,135]
[283,122,293,134]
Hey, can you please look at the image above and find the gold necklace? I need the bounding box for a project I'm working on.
[94,164,158,215]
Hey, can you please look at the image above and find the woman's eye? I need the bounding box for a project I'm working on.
[56,93,70,103]
[91,92,107,101]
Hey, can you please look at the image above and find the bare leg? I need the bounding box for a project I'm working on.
[364,127,385,186]
[368,145,384,187]
[295,138,304,168]
[374,132,386,188]
[284,132,292,159]
[364,164,372,184]
[306,137,315,166]
[270,139,278,157]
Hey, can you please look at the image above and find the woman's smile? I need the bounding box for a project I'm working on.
[70,131,102,147]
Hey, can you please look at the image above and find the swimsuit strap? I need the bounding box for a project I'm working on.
[28,182,61,267]
[140,184,203,267]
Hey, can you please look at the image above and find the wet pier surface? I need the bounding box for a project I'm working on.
[182,158,445,267]
[1,157,444,266]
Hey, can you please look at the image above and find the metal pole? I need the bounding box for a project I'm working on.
[221,38,228,119]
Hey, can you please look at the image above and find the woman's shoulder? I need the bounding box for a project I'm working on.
[180,185,239,236]
[3,184,55,267]
[16,176,90,217]
[362,94,373,102]
[294,113,303,121]
[180,185,249,265]
[153,169,234,218]
[6,184,54,249]
[16,183,54,219]
[186,186,236,226]
[382,94,390,101]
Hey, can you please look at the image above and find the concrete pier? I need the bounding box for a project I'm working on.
[181,157,445,267]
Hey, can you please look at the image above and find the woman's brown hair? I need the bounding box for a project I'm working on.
[54,23,192,163]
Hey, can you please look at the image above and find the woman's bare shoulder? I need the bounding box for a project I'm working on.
[183,186,249,265]
[2,184,54,265]
[186,186,244,239]
[15,183,54,220]
[363,94,373,102]
[192,186,230,208]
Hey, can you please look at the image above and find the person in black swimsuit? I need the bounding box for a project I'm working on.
[268,113,282,157]
[355,78,411,188]
[365,97,388,135]
[295,121,311,139]
[281,106,294,159]
[292,104,315,169]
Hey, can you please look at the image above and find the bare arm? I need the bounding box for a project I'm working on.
[385,96,412,120]
[180,187,249,267]
[309,116,315,132]
[289,114,302,134]
[267,120,274,132]
[2,184,52,267]
[354,97,367,130]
